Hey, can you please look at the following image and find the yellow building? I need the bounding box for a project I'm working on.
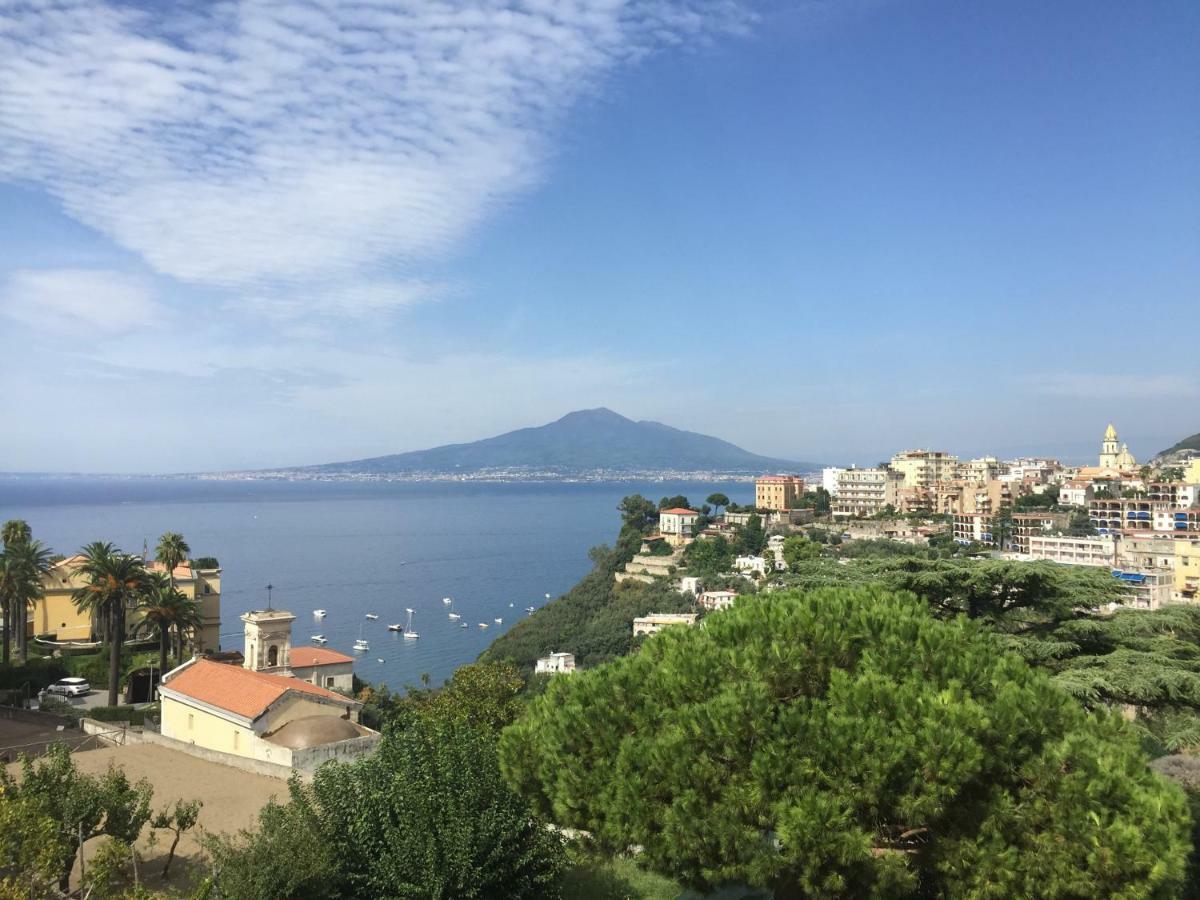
[754,475,804,511]
[889,450,959,489]
[1176,540,1200,603]
[1099,423,1137,470]
[32,556,222,651]
[1186,459,1200,485]
[158,608,378,773]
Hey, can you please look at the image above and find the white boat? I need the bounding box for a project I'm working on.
[448,612,461,620]
[494,618,503,624]
[460,622,468,628]
[508,602,514,608]
[403,608,419,640]
[442,597,453,605]
[387,623,402,631]
[365,614,379,620]
[353,623,369,652]
[477,622,489,629]
[544,593,551,599]
[525,606,535,612]
[313,609,327,617]
[311,635,327,644]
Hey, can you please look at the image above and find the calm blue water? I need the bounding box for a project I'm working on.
[0,478,750,689]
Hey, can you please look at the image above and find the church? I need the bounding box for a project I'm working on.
[1098,423,1137,470]
[158,608,379,775]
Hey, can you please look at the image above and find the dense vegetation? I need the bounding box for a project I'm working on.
[501,586,1192,897]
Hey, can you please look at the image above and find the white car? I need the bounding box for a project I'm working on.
[44,677,90,698]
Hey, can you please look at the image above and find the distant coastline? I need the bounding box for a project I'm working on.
[0,469,815,485]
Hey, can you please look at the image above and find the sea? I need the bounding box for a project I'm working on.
[0,478,752,690]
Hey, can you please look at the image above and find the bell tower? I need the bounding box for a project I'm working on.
[1100,423,1120,468]
[241,609,295,674]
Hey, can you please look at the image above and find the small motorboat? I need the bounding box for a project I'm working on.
[365,614,379,620]
[313,609,327,617]
[525,606,535,613]
[460,622,468,628]
[544,593,551,599]
[477,622,489,629]
[494,618,503,624]
[387,623,403,632]
[508,602,514,608]
[442,597,453,605]
[376,658,384,663]
[448,612,461,620]
[311,635,327,644]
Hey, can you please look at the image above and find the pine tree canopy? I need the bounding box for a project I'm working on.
[500,587,1191,898]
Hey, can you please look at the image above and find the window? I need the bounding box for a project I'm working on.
[187,714,194,731]
[325,676,335,688]
[267,645,278,667]
[233,731,239,750]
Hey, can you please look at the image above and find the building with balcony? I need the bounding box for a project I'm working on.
[958,457,1007,483]
[632,613,698,637]
[1010,511,1072,555]
[1110,569,1173,611]
[953,513,994,546]
[832,467,903,519]
[658,508,700,547]
[1026,535,1116,567]
[535,652,576,675]
[698,590,738,612]
[890,450,960,489]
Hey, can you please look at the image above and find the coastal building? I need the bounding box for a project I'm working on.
[1099,423,1138,470]
[953,513,994,546]
[158,608,377,774]
[958,457,1007,483]
[632,613,698,637]
[1026,535,1116,567]
[658,508,700,547]
[832,468,903,519]
[534,652,576,675]
[288,646,356,694]
[1110,569,1173,611]
[31,555,221,651]
[822,467,844,496]
[1010,511,1072,555]
[1176,540,1200,603]
[697,590,737,612]
[1058,481,1093,507]
[755,475,804,511]
[890,450,959,489]
[735,555,767,576]
[1118,534,1178,573]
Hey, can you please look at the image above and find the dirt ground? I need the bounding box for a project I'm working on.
[6,742,286,891]
[0,716,94,762]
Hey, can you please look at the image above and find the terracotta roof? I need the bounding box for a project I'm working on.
[164,658,352,720]
[148,560,193,579]
[660,508,699,515]
[289,647,355,667]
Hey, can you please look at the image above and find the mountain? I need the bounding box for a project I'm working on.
[1152,431,1200,467]
[304,408,815,476]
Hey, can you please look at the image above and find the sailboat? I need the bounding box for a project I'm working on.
[403,608,419,639]
[353,622,369,652]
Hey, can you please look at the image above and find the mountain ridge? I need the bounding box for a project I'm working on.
[301,408,816,476]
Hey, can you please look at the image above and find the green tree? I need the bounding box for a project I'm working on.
[150,798,201,879]
[501,587,1190,897]
[71,543,151,706]
[248,719,566,899]
[0,744,153,891]
[798,487,832,514]
[134,573,201,675]
[706,493,730,515]
[0,786,67,899]
[682,536,734,579]
[617,495,658,533]
[657,495,691,511]
[735,513,767,556]
[780,536,822,568]
[0,537,53,664]
[153,532,190,589]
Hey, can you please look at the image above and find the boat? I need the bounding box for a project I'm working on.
[387,623,402,632]
[544,593,551,599]
[525,606,535,612]
[313,609,327,617]
[442,597,453,605]
[365,613,379,620]
[494,618,503,624]
[477,622,489,629]
[508,602,514,608]
[448,612,461,620]
[403,608,419,639]
[460,622,468,628]
[353,623,369,652]
[311,635,327,644]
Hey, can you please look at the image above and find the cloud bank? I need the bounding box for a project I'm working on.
[0,0,750,317]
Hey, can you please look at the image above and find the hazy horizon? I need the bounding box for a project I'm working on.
[1,1,1196,473]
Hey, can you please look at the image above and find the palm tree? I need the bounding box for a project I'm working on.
[135,573,201,678]
[1,539,53,663]
[1,519,32,664]
[71,542,150,706]
[2,519,32,548]
[155,532,191,589]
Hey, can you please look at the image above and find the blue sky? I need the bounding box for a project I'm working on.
[0,0,1197,473]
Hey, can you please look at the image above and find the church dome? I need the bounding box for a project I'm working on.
[265,714,363,749]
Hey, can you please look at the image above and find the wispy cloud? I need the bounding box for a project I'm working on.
[0,0,751,319]
[0,268,164,334]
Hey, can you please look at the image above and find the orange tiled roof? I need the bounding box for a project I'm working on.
[660,508,699,515]
[289,647,355,667]
[164,658,352,720]
[148,560,194,579]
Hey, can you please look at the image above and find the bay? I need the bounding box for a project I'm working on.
[0,478,752,689]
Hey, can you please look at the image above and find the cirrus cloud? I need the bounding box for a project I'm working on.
[0,0,752,318]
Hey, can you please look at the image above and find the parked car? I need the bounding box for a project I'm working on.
[44,677,90,698]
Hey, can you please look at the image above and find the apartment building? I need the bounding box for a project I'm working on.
[890,450,959,489]
[1091,499,1200,537]
[953,513,994,546]
[1026,535,1116,567]
[658,507,700,547]
[1058,481,1093,507]
[822,467,844,496]
[755,475,804,511]
[832,467,903,519]
[959,457,1007,483]
[1176,540,1200,603]
[1010,511,1072,555]
[1111,569,1173,611]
